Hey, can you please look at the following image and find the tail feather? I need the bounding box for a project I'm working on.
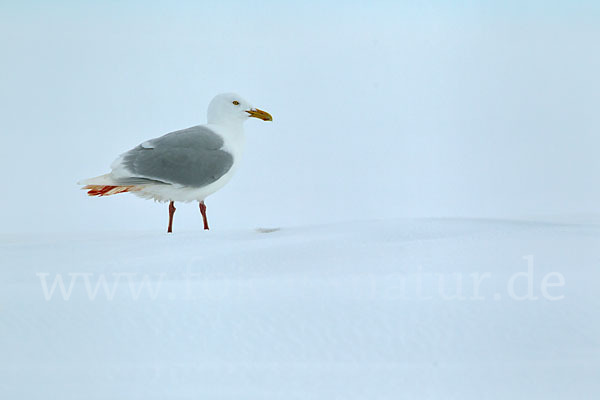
[83,185,141,197]
[79,173,142,197]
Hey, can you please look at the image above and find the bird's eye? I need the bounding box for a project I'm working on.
[232,101,240,105]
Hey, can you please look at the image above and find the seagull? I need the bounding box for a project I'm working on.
[79,93,272,233]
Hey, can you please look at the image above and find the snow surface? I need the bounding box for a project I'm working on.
[1,218,599,399]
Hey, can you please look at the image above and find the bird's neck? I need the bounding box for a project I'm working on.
[208,120,245,142]
[210,118,244,130]
[208,121,245,161]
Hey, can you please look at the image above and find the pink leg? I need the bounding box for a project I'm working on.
[167,201,176,233]
[199,201,209,230]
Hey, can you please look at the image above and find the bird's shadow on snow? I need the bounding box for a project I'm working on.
[255,227,281,234]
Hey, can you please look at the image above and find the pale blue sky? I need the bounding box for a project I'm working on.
[1,1,599,233]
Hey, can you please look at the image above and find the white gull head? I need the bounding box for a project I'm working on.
[207,93,273,125]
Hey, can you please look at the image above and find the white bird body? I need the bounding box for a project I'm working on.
[81,122,247,203]
[129,123,246,203]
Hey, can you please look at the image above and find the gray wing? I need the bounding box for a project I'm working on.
[115,126,234,188]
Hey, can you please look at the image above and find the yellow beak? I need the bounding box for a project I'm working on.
[246,108,273,121]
